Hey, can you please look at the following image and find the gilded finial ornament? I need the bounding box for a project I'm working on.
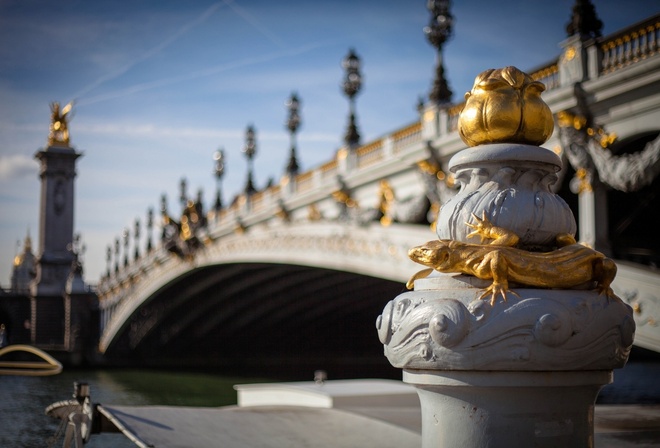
[458,66,554,147]
[48,101,74,147]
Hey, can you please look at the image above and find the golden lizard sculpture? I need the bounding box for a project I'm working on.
[407,212,617,305]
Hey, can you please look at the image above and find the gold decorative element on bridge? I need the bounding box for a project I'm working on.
[378,180,395,226]
[422,109,435,123]
[332,188,357,208]
[458,66,554,147]
[417,159,454,186]
[275,201,290,221]
[308,204,321,221]
[180,200,200,241]
[556,110,617,148]
[407,213,617,305]
[574,168,593,194]
[48,101,74,147]
[563,46,576,62]
[234,218,246,234]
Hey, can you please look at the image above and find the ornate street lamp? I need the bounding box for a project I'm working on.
[122,227,129,267]
[566,0,602,39]
[424,0,453,105]
[342,49,362,149]
[133,218,140,261]
[285,92,301,176]
[179,177,188,209]
[242,125,257,195]
[106,245,112,278]
[213,148,225,211]
[146,207,154,252]
[114,237,120,273]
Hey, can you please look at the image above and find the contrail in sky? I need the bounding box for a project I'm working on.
[223,0,288,49]
[72,2,226,100]
[76,41,328,107]
[72,0,293,106]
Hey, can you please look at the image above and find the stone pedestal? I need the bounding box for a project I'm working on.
[407,370,609,448]
[377,141,635,447]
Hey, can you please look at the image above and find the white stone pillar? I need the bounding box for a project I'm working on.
[407,370,609,448]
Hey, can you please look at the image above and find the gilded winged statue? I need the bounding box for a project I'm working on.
[48,101,73,146]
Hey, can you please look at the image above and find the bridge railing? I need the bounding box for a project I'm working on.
[600,15,659,74]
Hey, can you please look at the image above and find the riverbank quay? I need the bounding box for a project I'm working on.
[44,378,660,447]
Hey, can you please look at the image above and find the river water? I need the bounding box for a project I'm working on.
[0,368,271,447]
[2,359,660,447]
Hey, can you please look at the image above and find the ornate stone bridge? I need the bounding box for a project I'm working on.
[96,15,660,364]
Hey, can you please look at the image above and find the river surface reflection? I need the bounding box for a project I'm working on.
[0,368,270,447]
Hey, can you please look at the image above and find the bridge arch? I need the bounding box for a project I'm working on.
[100,221,434,371]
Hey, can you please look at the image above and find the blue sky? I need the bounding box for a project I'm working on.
[0,0,656,285]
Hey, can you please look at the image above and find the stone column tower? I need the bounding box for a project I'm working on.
[32,146,80,296]
[30,102,81,346]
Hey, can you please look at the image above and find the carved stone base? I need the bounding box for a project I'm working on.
[405,369,610,448]
[377,274,634,371]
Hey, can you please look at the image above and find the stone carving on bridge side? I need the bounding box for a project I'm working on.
[375,180,429,227]
[417,144,459,226]
[377,66,635,446]
[333,176,430,226]
[557,110,660,193]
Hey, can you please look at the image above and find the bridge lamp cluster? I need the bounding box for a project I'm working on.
[342,49,362,149]
[424,0,453,105]
[242,125,257,196]
[213,149,226,211]
[285,92,301,177]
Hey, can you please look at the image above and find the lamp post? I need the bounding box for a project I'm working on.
[342,49,362,149]
[285,92,301,176]
[213,148,225,211]
[179,177,188,210]
[133,218,140,261]
[243,125,257,196]
[424,0,453,105]
[106,245,112,278]
[122,227,129,268]
[146,207,154,253]
[114,237,120,273]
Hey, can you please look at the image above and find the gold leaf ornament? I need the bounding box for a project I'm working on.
[458,66,554,147]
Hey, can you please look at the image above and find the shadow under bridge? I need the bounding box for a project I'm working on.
[103,261,408,378]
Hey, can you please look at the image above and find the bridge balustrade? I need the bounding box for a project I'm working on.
[601,16,659,74]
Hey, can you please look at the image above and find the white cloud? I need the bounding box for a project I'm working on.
[0,154,38,181]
